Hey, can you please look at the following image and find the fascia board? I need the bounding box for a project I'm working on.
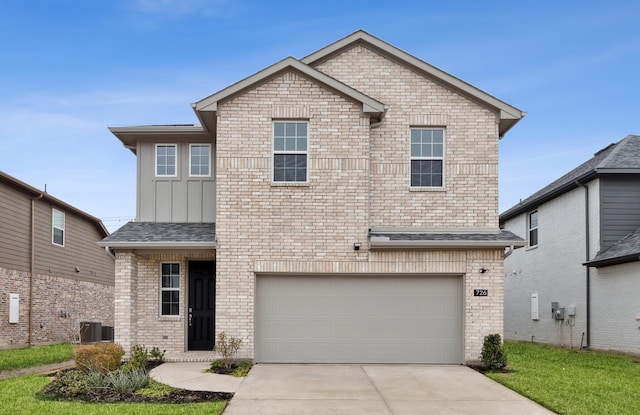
[193,57,385,116]
[369,239,527,250]
[97,241,215,249]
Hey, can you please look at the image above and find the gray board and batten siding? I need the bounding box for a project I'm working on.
[599,174,640,251]
[136,140,215,223]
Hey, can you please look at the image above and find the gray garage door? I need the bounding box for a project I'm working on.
[255,275,463,364]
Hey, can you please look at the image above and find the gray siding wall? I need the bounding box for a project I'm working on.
[137,140,215,222]
[0,178,114,286]
[599,174,640,250]
[502,181,599,348]
[0,181,32,272]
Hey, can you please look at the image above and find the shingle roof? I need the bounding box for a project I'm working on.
[500,135,640,222]
[98,222,215,249]
[369,230,524,249]
[585,227,640,268]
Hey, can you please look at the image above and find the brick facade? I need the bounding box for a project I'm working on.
[110,33,520,363]
[0,266,114,347]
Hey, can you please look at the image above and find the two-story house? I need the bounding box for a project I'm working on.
[99,31,524,364]
[501,134,640,354]
[1,170,115,347]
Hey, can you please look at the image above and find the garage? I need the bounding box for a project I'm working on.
[255,275,463,364]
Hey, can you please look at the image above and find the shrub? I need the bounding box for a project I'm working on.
[213,332,242,369]
[128,345,149,369]
[481,333,507,371]
[75,343,125,373]
[103,366,149,395]
[41,368,105,398]
[150,346,166,363]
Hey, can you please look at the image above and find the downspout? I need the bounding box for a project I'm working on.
[29,192,44,345]
[576,181,590,347]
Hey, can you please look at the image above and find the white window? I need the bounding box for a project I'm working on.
[52,208,65,246]
[410,128,444,187]
[528,210,538,247]
[156,144,177,177]
[273,121,308,183]
[189,144,211,177]
[160,263,180,316]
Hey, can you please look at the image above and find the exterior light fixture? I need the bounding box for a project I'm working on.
[354,242,362,251]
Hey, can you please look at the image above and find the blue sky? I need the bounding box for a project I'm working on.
[1,0,639,232]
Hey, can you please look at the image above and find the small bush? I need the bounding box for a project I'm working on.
[213,332,242,369]
[75,343,125,373]
[41,369,102,398]
[128,345,149,369]
[210,359,226,370]
[481,333,507,371]
[150,346,166,363]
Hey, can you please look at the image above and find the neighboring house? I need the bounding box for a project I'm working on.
[0,170,115,347]
[99,30,524,364]
[501,135,640,354]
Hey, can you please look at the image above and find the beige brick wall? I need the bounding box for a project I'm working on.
[0,266,114,347]
[214,47,504,362]
[315,45,500,230]
[114,251,214,354]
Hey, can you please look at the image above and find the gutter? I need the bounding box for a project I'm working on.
[576,181,591,348]
[29,192,44,345]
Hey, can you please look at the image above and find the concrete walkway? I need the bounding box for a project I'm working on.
[224,364,556,415]
[149,362,244,393]
[0,360,75,380]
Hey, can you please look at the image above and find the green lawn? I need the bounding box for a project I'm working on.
[0,375,227,415]
[0,343,74,371]
[487,341,640,415]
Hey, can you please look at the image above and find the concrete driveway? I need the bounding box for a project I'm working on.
[223,364,555,415]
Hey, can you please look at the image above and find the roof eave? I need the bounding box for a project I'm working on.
[192,56,385,123]
[108,125,209,154]
[584,254,640,268]
[369,240,526,250]
[97,241,215,250]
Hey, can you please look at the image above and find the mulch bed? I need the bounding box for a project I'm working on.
[57,388,233,404]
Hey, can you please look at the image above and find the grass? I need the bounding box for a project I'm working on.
[0,375,227,415]
[486,341,640,415]
[0,343,74,371]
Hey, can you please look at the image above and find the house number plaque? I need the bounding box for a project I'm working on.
[474,289,488,296]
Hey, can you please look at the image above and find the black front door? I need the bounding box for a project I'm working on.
[188,261,215,350]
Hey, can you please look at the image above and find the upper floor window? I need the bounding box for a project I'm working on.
[156,144,177,177]
[528,210,538,247]
[273,121,308,183]
[190,144,211,177]
[161,263,180,316]
[410,128,444,187]
[52,208,65,246]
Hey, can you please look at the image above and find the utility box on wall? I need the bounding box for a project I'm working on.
[9,293,19,324]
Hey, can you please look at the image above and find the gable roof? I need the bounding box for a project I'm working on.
[98,222,215,249]
[0,170,109,237]
[192,56,386,133]
[500,135,640,222]
[302,30,525,138]
[584,227,640,268]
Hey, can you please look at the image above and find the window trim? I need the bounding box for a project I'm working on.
[528,210,539,248]
[52,208,65,247]
[189,143,211,177]
[409,127,445,188]
[160,262,181,317]
[155,143,178,177]
[272,120,309,184]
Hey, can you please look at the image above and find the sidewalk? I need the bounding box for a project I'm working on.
[0,360,75,380]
